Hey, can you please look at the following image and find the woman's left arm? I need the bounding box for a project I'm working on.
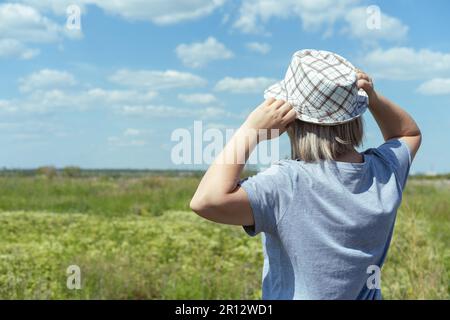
[190,98,296,226]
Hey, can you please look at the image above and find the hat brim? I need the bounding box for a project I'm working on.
[263,80,368,126]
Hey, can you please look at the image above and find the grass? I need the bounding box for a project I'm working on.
[0,211,262,299]
[0,175,198,217]
[382,180,450,299]
[0,173,448,299]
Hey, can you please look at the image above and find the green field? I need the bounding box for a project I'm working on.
[0,171,448,299]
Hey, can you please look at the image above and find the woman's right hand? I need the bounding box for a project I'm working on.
[356,70,375,97]
[242,98,296,141]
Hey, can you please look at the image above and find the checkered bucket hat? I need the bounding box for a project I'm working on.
[264,49,368,125]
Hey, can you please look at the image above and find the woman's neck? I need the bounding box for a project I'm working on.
[334,149,364,163]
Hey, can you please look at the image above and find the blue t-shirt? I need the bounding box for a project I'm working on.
[238,138,411,300]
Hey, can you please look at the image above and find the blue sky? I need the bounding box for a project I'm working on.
[0,0,449,173]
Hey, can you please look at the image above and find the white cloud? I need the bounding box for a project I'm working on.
[108,136,147,147]
[343,6,408,43]
[0,3,62,42]
[0,100,17,113]
[214,76,276,94]
[0,120,67,142]
[1,88,157,114]
[118,105,189,117]
[15,0,86,15]
[233,0,357,34]
[0,3,82,59]
[109,69,207,89]
[108,127,152,147]
[96,0,226,25]
[178,93,218,105]
[19,69,76,92]
[232,0,407,43]
[360,47,450,80]
[19,0,225,25]
[3,68,210,114]
[233,0,289,34]
[129,139,147,146]
[245,41,271,54]
[0,90,70,113]
[86,88,157,104]
[24,88,158,113]
[119,105,236,120]
[175,37,233,68]
[4,72,157,113]
[123,128,141,136]
[0,39,40,59]
[4,68,239,122]
[417,78,450,96]
[204,122,230,130]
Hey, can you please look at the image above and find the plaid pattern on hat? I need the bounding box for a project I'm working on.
[264,49,368,125]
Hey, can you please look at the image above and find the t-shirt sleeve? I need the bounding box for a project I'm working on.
[237,161,294,237]
[374,138,412,189]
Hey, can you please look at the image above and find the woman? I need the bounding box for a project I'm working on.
[190,50,421,300]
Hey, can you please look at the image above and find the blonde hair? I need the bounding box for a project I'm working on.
[287,117,364,162]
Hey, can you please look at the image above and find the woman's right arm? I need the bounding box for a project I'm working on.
[357,72,422,160]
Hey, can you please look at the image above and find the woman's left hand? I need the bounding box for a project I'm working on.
[242,98,297,141]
